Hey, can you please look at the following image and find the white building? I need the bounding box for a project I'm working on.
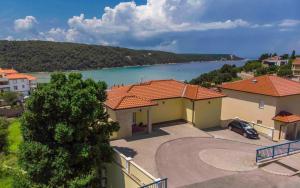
[0,69,37,96]
[262,56,289,67]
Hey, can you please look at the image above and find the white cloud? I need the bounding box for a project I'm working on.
[14,16,38,32]
[5,36,14,41]
[39,0,254,45]
[278,19,300,27]
[152,40,178,52]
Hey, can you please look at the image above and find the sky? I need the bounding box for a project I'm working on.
[0,0,300,58]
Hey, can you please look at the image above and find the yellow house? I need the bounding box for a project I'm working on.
[105,79,225,139]
[219,75,300,141]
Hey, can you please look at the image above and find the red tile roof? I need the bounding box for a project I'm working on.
[0,69,18,74]
[106,79,225,110]
[293,58,300,65]
[219,75,300,97]
[6,73,37,81]
[273,111,300,123]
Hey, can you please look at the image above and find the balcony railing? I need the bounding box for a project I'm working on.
[256,140,300,163]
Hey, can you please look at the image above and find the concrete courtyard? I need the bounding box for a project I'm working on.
[111,121,300,188]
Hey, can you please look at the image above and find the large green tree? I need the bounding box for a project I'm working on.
[17,73,119,187]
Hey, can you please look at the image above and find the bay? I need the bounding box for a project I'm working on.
[29,60,246,87]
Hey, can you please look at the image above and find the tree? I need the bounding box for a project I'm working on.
[259,53,270,61]
[281,54,289,60]
[243,61,262,72]
[0,117,9,153]
[277,64,293,77]
[0,91,19,106]
[17,73,119,187]
[255,67,268,76]
[291,50,296,59]
[189,64,238,87]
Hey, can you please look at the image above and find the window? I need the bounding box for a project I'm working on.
[22,85,25,89]
[257,120,263,124]
[13,86,18,90]
[13,80,17,84]
[259,100,264,109]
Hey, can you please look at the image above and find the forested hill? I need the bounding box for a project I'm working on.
[0,40,243,72]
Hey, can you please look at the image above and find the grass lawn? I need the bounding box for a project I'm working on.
[7,119,22,154]
[0,176,13,188]
[0,118,22,188]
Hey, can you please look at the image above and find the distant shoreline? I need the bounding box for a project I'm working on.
[27,59,245,75]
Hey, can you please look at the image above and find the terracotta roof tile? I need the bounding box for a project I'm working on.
[106,79,225,110]
[0,69,18,74]
[273,111,300,123]
[105,94,157,110]
[219,75,300,97]
[6,73,37,80]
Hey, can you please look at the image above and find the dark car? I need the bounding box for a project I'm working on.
[228,120,259,139]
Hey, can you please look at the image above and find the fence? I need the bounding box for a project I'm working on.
[0,107,23,117]
[252,123,274,139]
[256,140,300,163]
[112,149,167,187]
[140,178,168,188]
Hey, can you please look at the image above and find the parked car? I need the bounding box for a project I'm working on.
[228,120,259,139]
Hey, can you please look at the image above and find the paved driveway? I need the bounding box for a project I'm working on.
[204,127,274,146]
[111,121,210,176]
[111,122,300,188]
[156,137,300,188]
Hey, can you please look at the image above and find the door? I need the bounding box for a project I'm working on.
[286,124,296,140]
[296,123,300,140]
[132,112,137,125]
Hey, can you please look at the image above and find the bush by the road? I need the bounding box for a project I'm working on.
[0,117,9,153]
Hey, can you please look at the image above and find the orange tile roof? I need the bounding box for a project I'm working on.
[6,73,37,80]
[273,111,300,123]
[24,74,37,81]
[0,69,18,74]
[106,79,225,110]
[219,75,300,97]
[293,58,300,65]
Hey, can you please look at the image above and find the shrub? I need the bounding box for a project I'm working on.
[0,117,9,153]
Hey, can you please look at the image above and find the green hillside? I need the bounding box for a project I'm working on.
[0,40,242,72]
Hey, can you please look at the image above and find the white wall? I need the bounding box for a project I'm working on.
[9,79,30,95]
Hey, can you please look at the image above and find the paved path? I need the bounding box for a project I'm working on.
[205,127,274,146]
[156,137,300,188]
[111,123,300,187]
[111,122,211,177]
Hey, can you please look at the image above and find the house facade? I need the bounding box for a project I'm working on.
[292,58,300,80]
[0,68,37,96]
[262,56,289,67]
[105,80,225,139]
[220,75,300,141]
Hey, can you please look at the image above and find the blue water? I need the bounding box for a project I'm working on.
[30,60,246,87]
